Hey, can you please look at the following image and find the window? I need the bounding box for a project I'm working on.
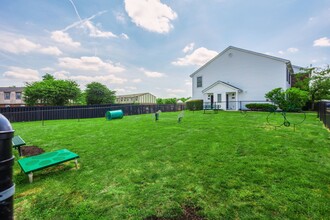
[16,92,22,100]
[197,76,202,88]
[217,94,222,102]
[286,68,291,84]
[4,92,10,100]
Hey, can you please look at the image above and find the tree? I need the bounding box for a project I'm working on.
[163,98,177,104]
[309,66,330,103]
[24,74,81,106]
[156,98,164,104]
[178,97,191,102]
[85,82,116,105]
[292,68,311,92]
[265,87,309,112]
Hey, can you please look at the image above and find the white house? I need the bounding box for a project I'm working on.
[190,46,299,110]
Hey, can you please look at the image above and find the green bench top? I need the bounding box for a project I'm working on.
[12,136,26,149]
[18,149,79,174]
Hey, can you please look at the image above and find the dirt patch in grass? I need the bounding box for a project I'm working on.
[144,206,204,220]
[20,146,45,156]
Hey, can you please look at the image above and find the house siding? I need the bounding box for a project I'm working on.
[191,47,291,103]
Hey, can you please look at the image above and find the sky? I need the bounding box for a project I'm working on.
[0,0,329,98]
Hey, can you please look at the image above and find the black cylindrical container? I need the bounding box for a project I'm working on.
[0,113,15,220]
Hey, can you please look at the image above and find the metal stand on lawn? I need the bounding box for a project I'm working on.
[266,110,306,131]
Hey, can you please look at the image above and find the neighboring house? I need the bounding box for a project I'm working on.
[0,87,25,107]
[190,46,301,110]
[116,93,157,104]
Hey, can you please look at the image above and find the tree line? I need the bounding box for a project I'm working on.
[23,74,117,106]
[23,73,190,106]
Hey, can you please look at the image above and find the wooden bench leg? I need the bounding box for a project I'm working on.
[28,172,33,183]
[74,159,79,169]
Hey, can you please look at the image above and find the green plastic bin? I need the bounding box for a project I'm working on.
[105,110,124,120]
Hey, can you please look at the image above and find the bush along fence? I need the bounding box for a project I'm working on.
[317,101,330,130]
[0,104,185,123]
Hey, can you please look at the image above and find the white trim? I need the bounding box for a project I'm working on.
[202,80,242,93]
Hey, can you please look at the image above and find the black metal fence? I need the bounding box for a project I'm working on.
[203,101,274,110]
[317,101,330,130]
[0,104,185,123]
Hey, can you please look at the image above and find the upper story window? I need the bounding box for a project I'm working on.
[4,92,10,100]
[286,68,291,84]
[16,92,22,100]
[197,76,202,88]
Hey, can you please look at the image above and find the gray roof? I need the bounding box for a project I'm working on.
[190,46,292,77]
[116,92,155,98]
[0,87,24,92]
[202,81,243,93]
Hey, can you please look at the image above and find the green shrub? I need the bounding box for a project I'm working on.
[265,87,309,112]
[186,99,203,110]
[245,103,277,111]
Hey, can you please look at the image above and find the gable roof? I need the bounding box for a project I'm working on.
[190,46,292,78]
[202,80,243,93]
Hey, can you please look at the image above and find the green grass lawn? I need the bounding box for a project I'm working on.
[12,111,330,219]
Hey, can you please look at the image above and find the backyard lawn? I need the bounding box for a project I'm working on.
[12,111,330,219]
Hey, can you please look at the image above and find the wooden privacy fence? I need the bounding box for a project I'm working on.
[317,101,330,130]
[0,104,186,122]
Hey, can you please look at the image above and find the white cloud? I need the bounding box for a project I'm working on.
[132,78,142,83]
[277,47,299,55]
[140,68,166,78]
[114,11,127,23]
[83,20,117,38]
[3,66,40,81]
[185,79,192,86]
[58,56,125,73]
[183,43,195,53]
[172,47,218,66]
[287,47,299,53]
[40,46,62,56]
[54,71,127,84]
[120,33,129,40]
[0,35,62,56]
[313,37,330,47]
[40,67,55,72]
[125,86,137,90]
[114,88,126,93]
[124,0,177,33]
[51,31,81,47]
[60,10,118,39]
[166,88,185,93]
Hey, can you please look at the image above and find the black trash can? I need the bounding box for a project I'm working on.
[0,113,15,220]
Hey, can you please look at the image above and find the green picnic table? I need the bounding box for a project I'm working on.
[18,149,79,183]
[12,135,26,156]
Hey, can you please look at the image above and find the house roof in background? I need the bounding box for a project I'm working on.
[116,93,155,98]
[0,87,25,92]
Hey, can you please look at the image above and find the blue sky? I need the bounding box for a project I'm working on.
[0,0,329,98]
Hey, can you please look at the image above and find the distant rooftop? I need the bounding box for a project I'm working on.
[116,93,153,98]
[0,87,25,92]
